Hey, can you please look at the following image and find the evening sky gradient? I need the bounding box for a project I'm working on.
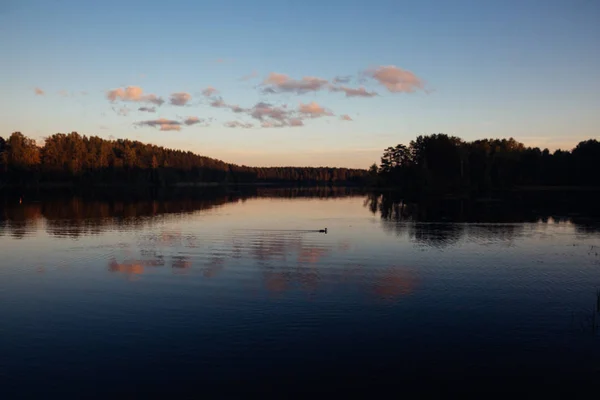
[2,0,599,167]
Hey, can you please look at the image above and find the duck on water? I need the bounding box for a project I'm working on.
[235,228,328,234]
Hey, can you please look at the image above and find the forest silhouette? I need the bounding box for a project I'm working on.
[1,131,599,192]
[0,132,366,186]
[371,134,600,194]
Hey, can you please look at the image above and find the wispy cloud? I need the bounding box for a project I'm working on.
[58,90,70,97]
[340,114,353,121]
[298,101,333,117]
[333,76,352,84]
[250,101,291,122]
[330,85,377,97]
[34,87,44,96]
[261,119,303,128]
[240,71,258,81]
[210,97,246,113]
[224,121,254,128]
[138,106,156,113]
[135,118,182,131]
[169,92,192,106]
[366,65,424,93]
[247,102,305,128]
[212,97,337,128]
[135,116,206,130]
[262,73,328,94]
[183,116,204,126]
[229,104,246,113]
[112,106,131,116]
[210,98,226,108]
[202,86,218,97]
[106,86,165,105]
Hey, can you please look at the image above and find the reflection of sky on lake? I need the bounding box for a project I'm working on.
[2,191,600,396]
[2,193,599,301]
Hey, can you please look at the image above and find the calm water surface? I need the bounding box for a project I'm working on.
[1,190,600,397]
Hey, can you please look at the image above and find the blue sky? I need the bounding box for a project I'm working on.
[2,0,599,168]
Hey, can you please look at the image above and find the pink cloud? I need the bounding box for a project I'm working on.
[264,73,288,85]
[34,87,44,95]
[230,104,246,113]
[298,101,333,117]
[250,101,291,122]
[202,86,218,97]
[340,114,353,121]
[224,121,253,128]
[183,116,204,126]
[207,95,337,128]
[367,65,424,93]
[170,92,192,106]
[260,120,297,128]
[247,102,304,128]
[262,73,328,94]
[209,97,246,113]
[135,118,182,131]
[210,98,226,108]
[106,86,165,105]
[159,124,181,131]
[330,85,377,97]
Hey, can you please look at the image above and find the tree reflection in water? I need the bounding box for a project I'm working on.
[364,191,600,248]
[2,188,599,302]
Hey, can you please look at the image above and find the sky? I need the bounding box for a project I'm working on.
[1,0,599,168]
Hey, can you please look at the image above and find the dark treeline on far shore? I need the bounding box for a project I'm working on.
[0,132,367,187]
[371,134,600,194]
[2,131,599,193]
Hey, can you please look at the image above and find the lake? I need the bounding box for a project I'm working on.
[1,188,600,397]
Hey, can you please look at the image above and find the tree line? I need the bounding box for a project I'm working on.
[371,134,600,194]
[0,132,367,186]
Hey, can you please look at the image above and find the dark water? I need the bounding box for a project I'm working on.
[1,189,600,397]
